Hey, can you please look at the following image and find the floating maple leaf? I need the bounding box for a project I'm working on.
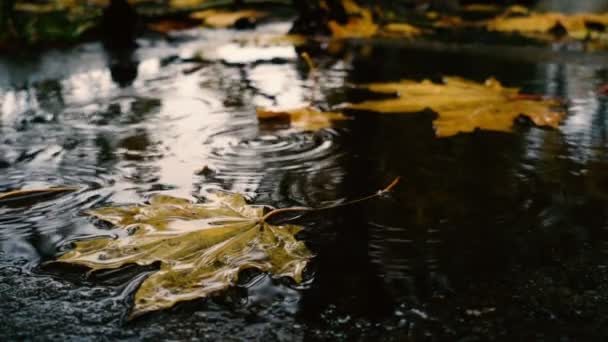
[348,77,564,137]
[328,0,422,39]
[58,192,313,318]
[486,7,608,41]
[257,107,348,131]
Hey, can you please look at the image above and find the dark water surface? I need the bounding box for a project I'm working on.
[2,20,608,341]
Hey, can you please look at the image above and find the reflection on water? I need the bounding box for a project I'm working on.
[1,17,608,341]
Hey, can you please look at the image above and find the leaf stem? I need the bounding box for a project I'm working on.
[260,177,400,223]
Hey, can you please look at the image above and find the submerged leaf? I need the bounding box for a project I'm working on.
[58,192,313,318]
[257,107,348,131]
[348,77,564,137]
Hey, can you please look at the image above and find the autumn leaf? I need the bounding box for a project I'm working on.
[381,23,423,37]
[328,0,378,38]
[257,107,348,131]
[486,7,608,41]
[328,0,422,39]
[58,192,313,318]
[254,52,347,132]
[348,77,564,137]
[190,9,267,28]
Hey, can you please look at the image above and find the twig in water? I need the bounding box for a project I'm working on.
[260,177,400,223]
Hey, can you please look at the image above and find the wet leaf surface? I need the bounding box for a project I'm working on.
[348,77,565,137]
[58,192,313,318]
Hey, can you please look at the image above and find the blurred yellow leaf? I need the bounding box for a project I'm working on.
[329,0,378,38]
[169,0,209,9]
[257,107,348,131]
[486,8,608,40]
[349,77,564,137]
[382,23,423,37]
[58,192,313,318]
[328,15,378,38]
[191,9,267,28]
[328,0,422,39]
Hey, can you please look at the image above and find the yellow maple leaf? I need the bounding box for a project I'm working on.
[328,0,423,39]
[486,7,608,40]
[58,192,313,318]
[257,107,349,131]
[348,77,564,137]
